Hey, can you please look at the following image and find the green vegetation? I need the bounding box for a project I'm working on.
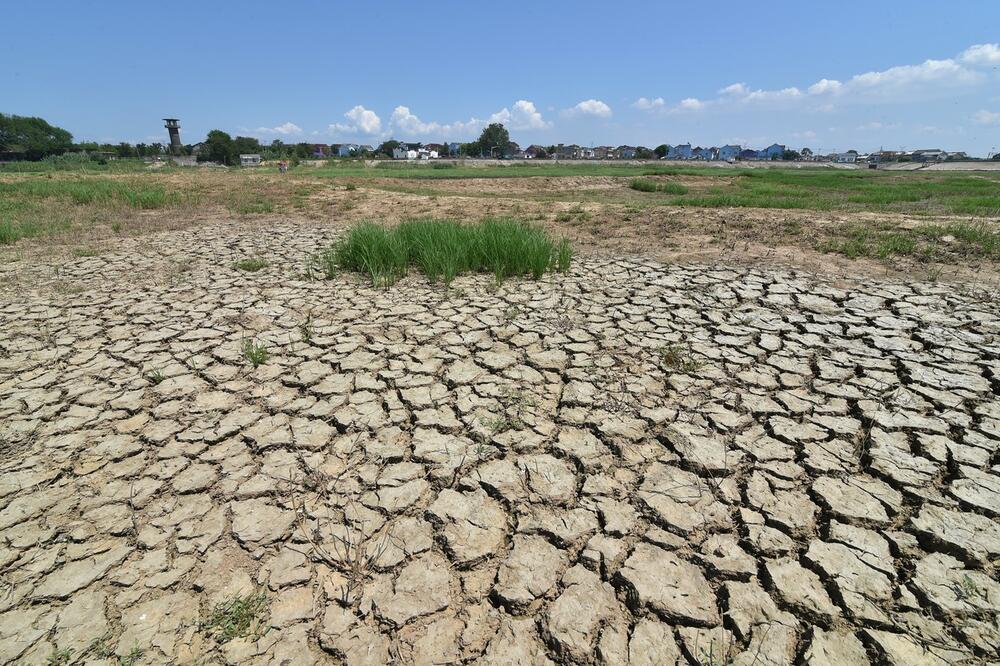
[0,113,73,160]
[820,221,1000,259]
[658,344,702,373]
[630,178,689,194]
[320,218,573,287]
[234,257,268,272]
[200,590,269,644]
[241,338,269,367]
[0,176,180,244]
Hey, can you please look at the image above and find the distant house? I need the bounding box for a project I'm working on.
[312,144,330,158]
[739,149,759,161]
[336,144,360,157]
[553,144,581,159]
[615,145,637,159]
[800,147,814,161]
[912,149,945,162]
[836,150,859,163]
[239,154,261,167]
[668,143,692,159]
[762,143,786,160]
[718,145,740,161]
[391,147,410,159]
[524,145,547,159]
[693,146,718,160]
[424,143,446,155]
[358,145,374,154]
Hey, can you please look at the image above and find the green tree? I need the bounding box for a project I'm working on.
[475,123,510,157]
[233,136,262,156]
[781,149,801,161]
[654,144,668,159]
[293,142,311,158]
[201,130,236,165]
[0,113,73,160]
[376,140,401,157]
[635,146,654,159]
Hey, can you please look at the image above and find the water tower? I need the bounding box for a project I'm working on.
[163,118,182,155]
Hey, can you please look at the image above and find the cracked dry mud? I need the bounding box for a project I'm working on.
[2,222,1000,665]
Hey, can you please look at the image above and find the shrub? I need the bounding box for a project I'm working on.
[321,218,573,287]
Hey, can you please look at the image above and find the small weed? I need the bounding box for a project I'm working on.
[241,338,269,368]
[111,222,123,234]
[658,344,702,373]
[147,368,165,385]
[200,590,269,644]
[485,387,536,433]
[555,212,573,222]
[234,257,268,272]
[953,574,987,602]
[118,645,145,666]
[72,247,99,258]
[299,312,314,343]
[45,647,73,665]
[345,183,357,191]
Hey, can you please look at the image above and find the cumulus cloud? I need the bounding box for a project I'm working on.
[807,79,843,95]
[489,100,551,130]
[633,97,665,110]
[566,99,612,118]
[678,97,705,111]
[329,106,382,136]
[961,43,1000,65]
[253,122,303,136]
[389,105,482,138]
[973,109,1000,125]
[719,83,749,96]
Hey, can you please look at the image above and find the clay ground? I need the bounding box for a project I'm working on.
[1,169,1000,664]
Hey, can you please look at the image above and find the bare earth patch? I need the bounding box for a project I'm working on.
[2,211,999,664]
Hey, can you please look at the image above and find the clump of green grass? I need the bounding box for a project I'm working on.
[819,220,1000,260]
[241,338,269,367]
[200,590,269,644]
[630,179,689,195]
[658,344,702,373]
[147,368,165,385]
[432,162,456,169]
[234,257,268,272]
[320,218,573,287]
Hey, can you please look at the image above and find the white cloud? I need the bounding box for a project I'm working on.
[666,44,994,113]
[808,78,843,95]
[253,121,303,136]
[856,121,898,131]
[329,105,382,136]
[389,105,482,139]
[633,97,665,110]
[566,99,612,117]
[961,43,1000,65]
[678,97,705,111]
[490,100,551,130]
[974,109,1000,125]
[719,83,749,96]
[847,58,980,94]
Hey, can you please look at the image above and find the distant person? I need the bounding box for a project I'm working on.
[278,160,288,174]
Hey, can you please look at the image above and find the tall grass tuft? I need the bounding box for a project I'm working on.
[629,179,689,195]
[322,218,573,287]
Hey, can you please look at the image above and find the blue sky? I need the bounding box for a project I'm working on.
[4,1,1000,155]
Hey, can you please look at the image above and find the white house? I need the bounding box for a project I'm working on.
[239,154,261,167]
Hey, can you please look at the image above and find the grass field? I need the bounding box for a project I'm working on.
[1,160,998,269]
